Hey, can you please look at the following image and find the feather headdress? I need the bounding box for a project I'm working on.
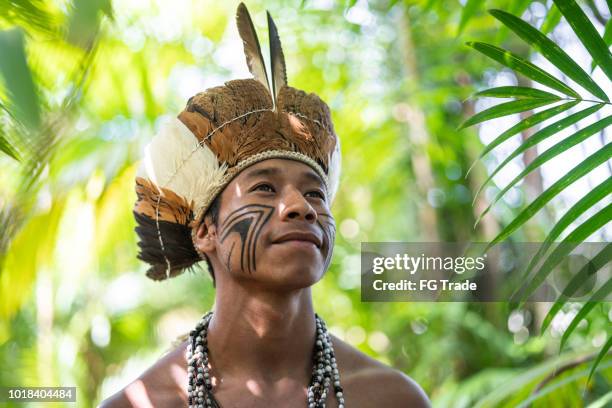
[133,2,341,281]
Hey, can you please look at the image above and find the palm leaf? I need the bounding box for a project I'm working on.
[604,19,612,46]
[540,4,562,34]
[0,0,57,36]
[458,98,559,129]
[473,104,604,202]
[514,203,612,304]
[560,277,612,349]
[473,86,561,99]
[512,178,612,304]
[484,142,612,246]
[476,115,612,225]
[473,350,600,407]
[0,127,20,161]
[591,18,612,72]
[588,336,612,383]
[586,390,612,408]
[466,101,579,176]
[554,0,612,83]
[515,359,612,407]
[466,42,580,98]
[540,243,612,332]
[0,28,41,129]
[490,9,609,101]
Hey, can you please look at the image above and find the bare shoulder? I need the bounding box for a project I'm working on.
[331,334,431,408]
[97,340,189,408]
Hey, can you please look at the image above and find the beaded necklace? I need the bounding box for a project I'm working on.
[186,311,346,408]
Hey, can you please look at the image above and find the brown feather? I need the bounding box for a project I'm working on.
[266,10,287,109]
[236,3,271,96]
[133,211,201,281]
[177,110,212,142]
[134,177,193,225]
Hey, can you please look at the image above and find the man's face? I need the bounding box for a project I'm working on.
[195,158,336,290]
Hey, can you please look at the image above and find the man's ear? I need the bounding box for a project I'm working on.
[193,216,217,255]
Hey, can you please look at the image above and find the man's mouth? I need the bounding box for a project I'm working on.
[272,231,322,248]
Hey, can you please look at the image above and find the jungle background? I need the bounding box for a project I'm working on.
[0,0,610,406]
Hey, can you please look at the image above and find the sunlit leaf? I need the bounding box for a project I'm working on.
[0,0,57,36]
[477,115,612,222]
[490,9,609,102]
[483,142,612,245]
[459,98,559,129]
[473,86,561,99]
[473,104,604,201]
[95,164,137,262]
[466,42,580,98]
[554,0,612,83]
[0,200,65,319]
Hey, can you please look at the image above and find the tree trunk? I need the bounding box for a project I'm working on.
[397,9,439,241]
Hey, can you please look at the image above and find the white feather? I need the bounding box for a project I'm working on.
[327,138,341,204]
[137,117,228,215]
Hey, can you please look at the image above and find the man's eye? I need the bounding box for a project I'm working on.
[253,183,275,192]
[306,191,326,200]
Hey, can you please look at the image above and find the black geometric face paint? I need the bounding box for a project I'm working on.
[317,211,336,272]
[219,204,274,274]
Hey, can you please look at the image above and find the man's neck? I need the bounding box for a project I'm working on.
[206,280,316,386]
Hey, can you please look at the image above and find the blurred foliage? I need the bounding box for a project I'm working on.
[0,0,610,407]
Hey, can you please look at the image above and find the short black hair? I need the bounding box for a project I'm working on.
[201,193,222,286]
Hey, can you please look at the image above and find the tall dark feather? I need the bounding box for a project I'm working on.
[236,3,271,96]
[267,10,287,110]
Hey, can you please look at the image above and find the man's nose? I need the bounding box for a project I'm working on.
[279,187,317,223]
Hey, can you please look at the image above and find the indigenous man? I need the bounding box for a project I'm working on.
[100,3,429,408]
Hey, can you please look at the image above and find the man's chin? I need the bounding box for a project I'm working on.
[246,266,325,291]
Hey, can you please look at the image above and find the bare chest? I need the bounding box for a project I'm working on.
[206,383,379,408]
[152,375,380,408]
[202,381,341,408]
